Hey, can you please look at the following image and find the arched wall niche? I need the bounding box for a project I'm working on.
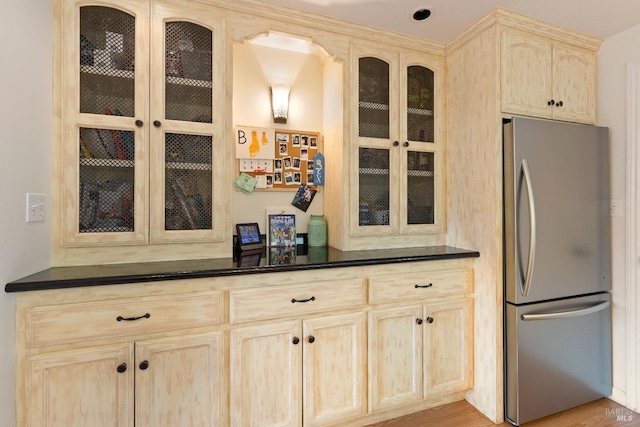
[231,30,344,238]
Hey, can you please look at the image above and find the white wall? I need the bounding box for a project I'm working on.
[598,22,640,404]
[0,0,53,424]
[232,42,324,235]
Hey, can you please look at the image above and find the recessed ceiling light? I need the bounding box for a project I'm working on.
[413,8,431,21]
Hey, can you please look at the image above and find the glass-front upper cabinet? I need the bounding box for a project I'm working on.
[62,0,225,248]
[66,1,149,247]
[352,45,443,238]
[149,6,224,244]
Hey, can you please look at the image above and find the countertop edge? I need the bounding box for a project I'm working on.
[5,247,479,293]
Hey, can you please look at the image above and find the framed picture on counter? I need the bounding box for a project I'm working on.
[267,213,296,247]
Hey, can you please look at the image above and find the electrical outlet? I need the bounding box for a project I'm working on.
[610,198,622,217]
[26,193,45,223]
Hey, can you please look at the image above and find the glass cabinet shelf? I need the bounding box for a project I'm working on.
[408,170,434,177]
[407,107,434,116]
[80,66,212,90]
[166,161,212,171]
[359,167,389,175]
[360,168,434,177]
[81,65,134,79]
[359,101,389,111]
[80,158,134,168]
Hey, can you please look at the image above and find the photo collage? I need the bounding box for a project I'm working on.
[237,129,321,191]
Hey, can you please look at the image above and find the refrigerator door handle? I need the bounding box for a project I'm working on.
[520,159,536,297]
[521,301,610,321]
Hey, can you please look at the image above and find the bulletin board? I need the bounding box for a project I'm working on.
[235,127,322,191]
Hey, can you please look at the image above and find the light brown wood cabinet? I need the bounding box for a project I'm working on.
[54,0,229,265]
[229,278,367,426]
[15,259,474,426]
[230,312,367,426]
[20,288,226,427]
[368,270,473,412]
[501,29,597,124]
[337,42,446,251]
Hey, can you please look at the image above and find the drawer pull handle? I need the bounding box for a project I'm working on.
[116,363,127,373]
[426,317,434,324]
[291,296,315,303]
[117,313,151,322]
[139,360,149,370]
[415,283,433,289]
[308,335,315,343]
[293,337,300,345]
[416,318,423,325]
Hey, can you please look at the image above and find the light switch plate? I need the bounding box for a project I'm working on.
[26,193,45,223]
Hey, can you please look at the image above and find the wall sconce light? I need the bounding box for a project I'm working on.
[270,85,290,124]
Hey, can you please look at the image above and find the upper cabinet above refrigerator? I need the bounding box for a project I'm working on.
[501,29,597,124]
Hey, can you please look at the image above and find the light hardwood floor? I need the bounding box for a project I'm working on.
[367,399,639,426]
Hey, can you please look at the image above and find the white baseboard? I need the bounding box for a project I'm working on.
[610,387,627,407]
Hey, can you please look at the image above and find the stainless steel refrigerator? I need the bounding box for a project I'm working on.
[503,117,612,426]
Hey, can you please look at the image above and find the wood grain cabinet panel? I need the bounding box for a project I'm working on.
[229,279,366,323]
[26,329,225,427]
[135,332,224,427]
[424,299,474,397]
[368,305,424,412]
[26,290,223,347]
[29,344,135,427]
[368,268,471,304]
[501,29,597,124]
[368,299,473,412]
[230,313,366,426]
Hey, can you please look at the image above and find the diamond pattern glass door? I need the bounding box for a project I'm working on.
[164,133,212,230]
[359,148,390,226]
[78,6,138,235]
[405,65,435,225]
[165,21,212,123]
[406,151,434,224]
[80,6,135,117]
[406,66,434,143]
[160,20,214,232]
[359,57,389,139]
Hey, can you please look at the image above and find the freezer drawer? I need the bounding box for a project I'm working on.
[505,293,611,426]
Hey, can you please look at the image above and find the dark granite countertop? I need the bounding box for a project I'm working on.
[5,245,479,293]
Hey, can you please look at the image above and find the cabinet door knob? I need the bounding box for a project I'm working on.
[547,99,555,106]
[556,101,564,107]
[153,120,161,127]
[139,360,149,370]
[403,141,409,147]
[393,141,399,147]
[308,335,315,343]
[135,119,143,127]
[116,363,127,373]
[416,318,423,325]
[426,317,434,324]
[293,337,300,345]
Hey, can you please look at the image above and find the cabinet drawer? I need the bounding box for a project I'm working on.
[368,269,471,304]
[229,279,366,323]
[26,291,223,347]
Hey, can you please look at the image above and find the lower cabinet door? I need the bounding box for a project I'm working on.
[303,312,367,426]
[135,332,224,427]
[368,305,423,411]
[424,299,473,397]
[29,344,135,427]
[230,320,303,427]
